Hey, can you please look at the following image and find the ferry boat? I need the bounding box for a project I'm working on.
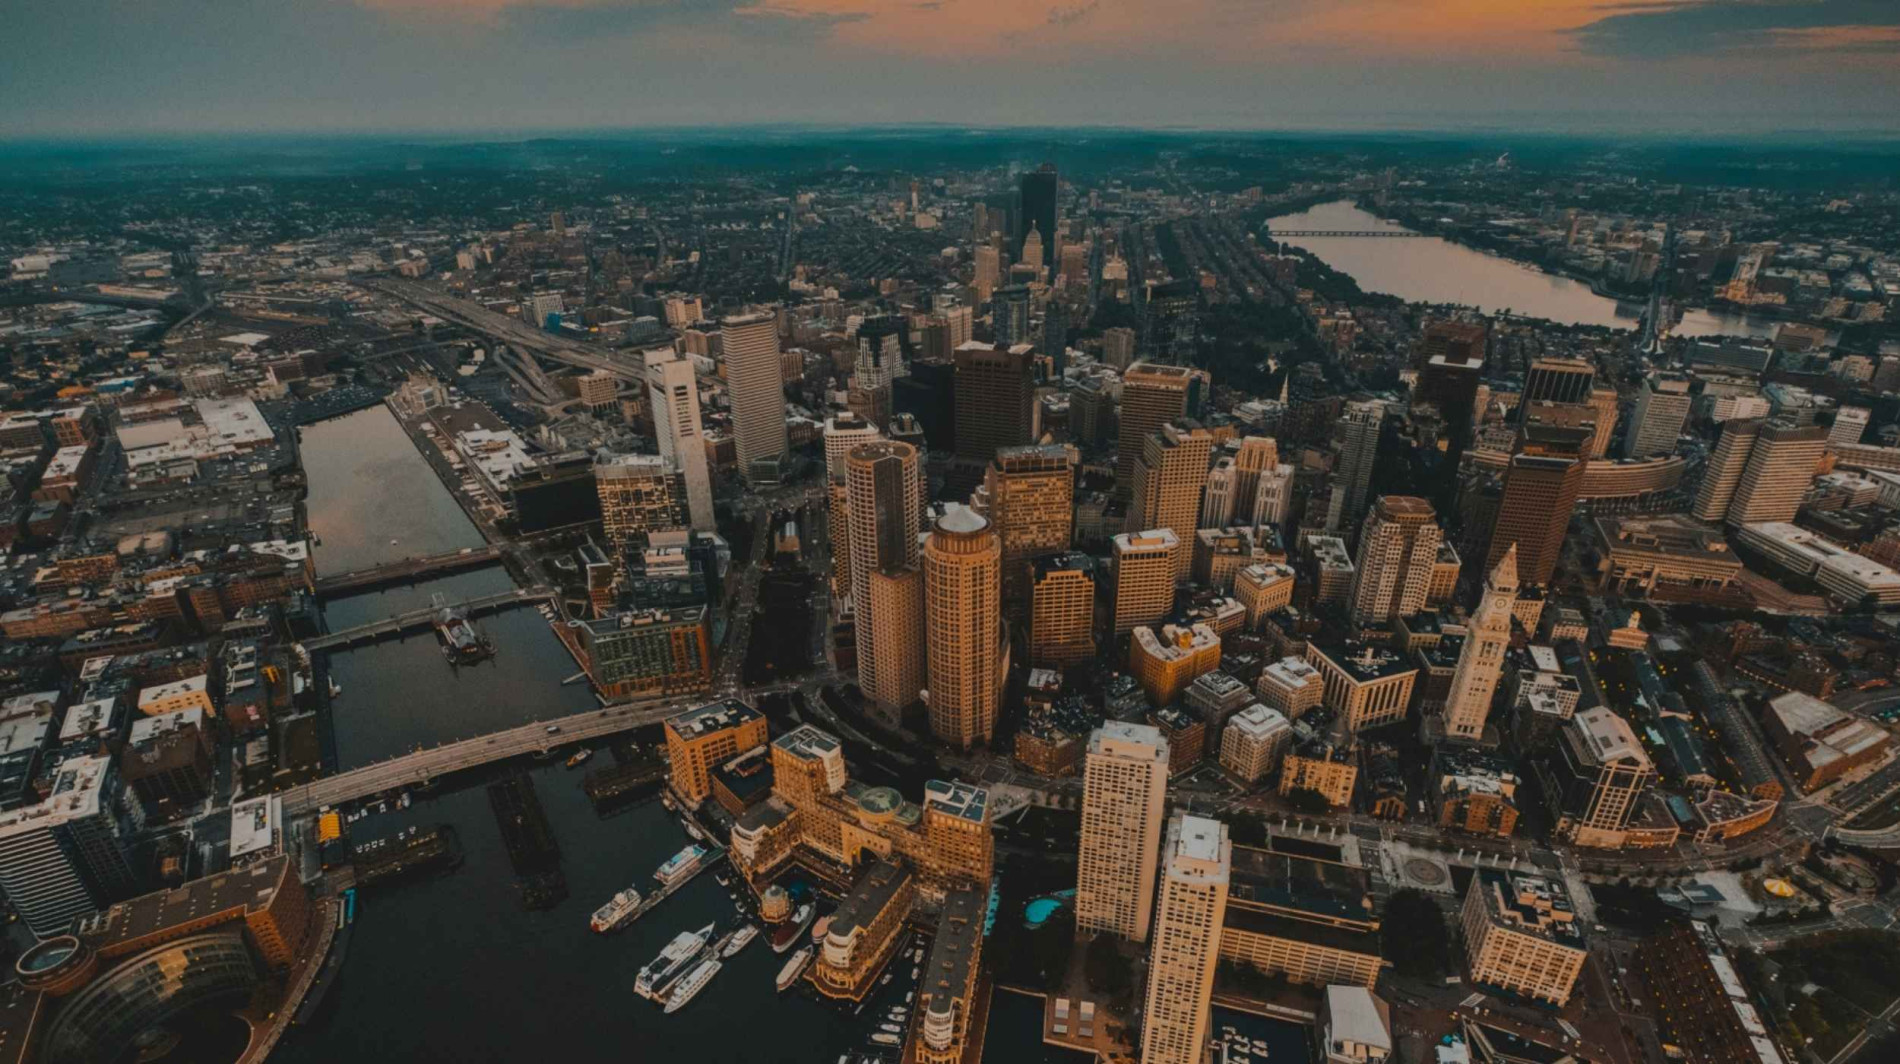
[565,749,592,769]
[721,924,758,957]
[634,924,714,999]
[653,845,708,889]
[590,887,644,933]
[775,946,813,992]
[869,1034,900,1047]
[662,958,721,1014]
[432,598,494,664]
[769,903,815,953]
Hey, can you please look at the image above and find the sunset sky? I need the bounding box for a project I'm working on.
[5,0,1898,135]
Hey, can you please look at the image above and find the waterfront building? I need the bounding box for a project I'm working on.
[1029,553,1096,668]
[811,857,916,1001]
[952,342,1036,463]
[1304,642,1418,734]
[721,311,789,486]
[924,511,1007,750]
[1077,722,1170,943]
[664,699,769,806]
[643,348,714,532]
[0,756,139,938]
[914,885,985,1064]
[1441,548,1517,743]
[1116,362,1206,498]
[1110,530,1180,636]
[1234,563,1296,629]
[569,606,711,700]
[1220,704,1292,784]
[1129,624,1221,708]
[1219,834,1387,989]
[1140,814,1230,1064]
[846,441,925,715]
[1459,869,1587,1006]
[1347,496,1442,627]
[76,853,308,969]
[595,453,688,550]
[1128,421,1215,583]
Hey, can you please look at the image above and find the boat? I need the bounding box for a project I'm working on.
[722,925,758,957]
[566,749,592,769]
[328,678,342,699]
[663,958,721,1014]
[432,595,494,664]
[590,887,644,933]
[869,1034,900,1047]
[776,946,814,992]
[879,1023,902,1034]
[770,904,816,953]
[653,844,708,888]
[634,924,714,999]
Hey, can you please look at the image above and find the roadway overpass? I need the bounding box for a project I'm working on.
[361,278,647,382]
[314,545,505,597]
[277,701,682,814]
[304,586,554,650]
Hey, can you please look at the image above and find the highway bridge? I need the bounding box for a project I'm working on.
[1265,229,1427,238]
[277,701,681,815]
[304,586,554,650]
[314,545,505,596]
[361,278,647,382]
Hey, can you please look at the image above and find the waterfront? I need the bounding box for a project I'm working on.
[301,404,486,575]
[1266,200,1777,338]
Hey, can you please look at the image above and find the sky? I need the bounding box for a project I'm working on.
[4,0,1898,137]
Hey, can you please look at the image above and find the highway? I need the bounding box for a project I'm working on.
[278,700,681,815]
[362,277,646,381]
[302,586,554,650]
[314,544,504,596]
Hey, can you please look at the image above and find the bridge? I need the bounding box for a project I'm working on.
[304,586,555,651]
[314,545,504,596]
[1265,229,1428,238]
[361,278,647,382]
[277,701,682,814]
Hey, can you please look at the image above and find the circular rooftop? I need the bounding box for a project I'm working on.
[858,786,902,815]
[935,509,989,536]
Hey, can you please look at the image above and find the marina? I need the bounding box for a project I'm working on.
[349,824,464,888]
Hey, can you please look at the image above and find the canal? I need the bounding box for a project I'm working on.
[278,406,908,1064]
[1266,200,1777,338]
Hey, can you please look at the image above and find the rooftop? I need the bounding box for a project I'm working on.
[76,855,292,953]
[666,698,762,739]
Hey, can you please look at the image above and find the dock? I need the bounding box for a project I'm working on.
[488,771,567,910]
[583,760,668,806]
[622,846,728,927]
[351,824,464,887]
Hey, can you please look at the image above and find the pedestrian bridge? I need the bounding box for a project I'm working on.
[304,586,555,650]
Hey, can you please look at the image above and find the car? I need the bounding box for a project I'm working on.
[546,725,561,734]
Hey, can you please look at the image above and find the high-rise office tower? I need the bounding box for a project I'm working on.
[1077,722,1170,942]
[1521,357,1596,408]
[823,413,881,484]
[1692,418,1762,522]
[1030,553,1095,667]
[1139,814,1232,1064]
[847,441,924,714]
[973,245,1001,305]
[1043,300,1070,378]
[1111,530,1181,635]
[953,342,1036,463]
[1021,225,1045,273]
[1542,706,1655,848]
[1830,405,1871,448]
[1327,400,1385,534]
[1251,463,1295,527]
[924,511,1007,750]
[1102,326,1137,370]
[0,756,139,937]
[595,453,688,550]
[1443,547,1517,742]
[1624,375,1691,458]
[1116,362,1207,498]
[1128,421,1215,583]
[852,316,905,429]
[1230,436,1280,518]
[721,311,789,486]
[1070,377,1109,448]
[1144,279,1200,365]
[643,348,713,532]
[1347,496,1443,626]
[864,566,926,716]
[1018,163,1058,262]
[1487,426,1587,588]
[1727,418,1827,526]
[1586,387,1620,460]
[1201,458,1238,529]
[982,444,1078,624]
[993,284,1032,350]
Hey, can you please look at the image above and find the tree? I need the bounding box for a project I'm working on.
[1382,889,1451,978]
[1283,787,1334,816]
[1085,934,1133,998]
[1226,813,1270,849]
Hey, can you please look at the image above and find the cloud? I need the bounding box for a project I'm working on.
[1569,0,1900,59]
[1046,1,1098,27]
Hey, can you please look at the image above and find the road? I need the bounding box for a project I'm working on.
[364,277,646,381]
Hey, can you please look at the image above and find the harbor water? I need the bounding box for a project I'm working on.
[1266,200,1777,338]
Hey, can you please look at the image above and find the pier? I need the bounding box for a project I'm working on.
[302,586,554,650]
[314,544,505,596]
[622,846,728,928]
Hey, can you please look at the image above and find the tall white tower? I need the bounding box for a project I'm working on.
[1076,722,1170,943]
[1443,546,1518,742]
[1139,813,1231,1064]
[644,348,714,532]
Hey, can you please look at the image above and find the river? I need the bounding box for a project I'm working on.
[1266,200,1778,338]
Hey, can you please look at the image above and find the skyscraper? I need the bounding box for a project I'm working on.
[852,315,905,429]
[1017,163,1058,262]
[1443,547,1517,742]
[1521,357,1596,407]
[1327,400,1384,533]
[1031,553,1096,668]
[1347,496,1443,626]
[1230,436,1281,518]
[953,342,1036,463]
[973,245,1001,305]
[1139,814,1232,1064]
[1102,326,1137,371]
[643,348,713,532]
[1726,418,1827,526]
[993,284,1032,350]
[1692,418,1762,522]
[1624,374,1691,458]
[1117,362,1207,498]
[847,441,925,714]
[1077,722,1170,942]
[924,511,1007,750]
[982,444,1078,624]
[0,756,138,937]
[1111,530,1181,635]
[1020,225,1045,273]
[1042,299,1070,378]
[1487,426,1587,588]
[721,311,789,486]
[595,453,688,550]
[1128,421,1215,583]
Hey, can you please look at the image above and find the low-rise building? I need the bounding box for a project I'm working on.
[1319,985,1392,1064]
[1129,623,1222,707]
[1256,656,1324,719]
[1304,642,1418,733]
[811,857,916,1000]
[663,699,769,806]
[1218,835,1387,990]
[1221,704,1292,784]
[1760,691,1891,793]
